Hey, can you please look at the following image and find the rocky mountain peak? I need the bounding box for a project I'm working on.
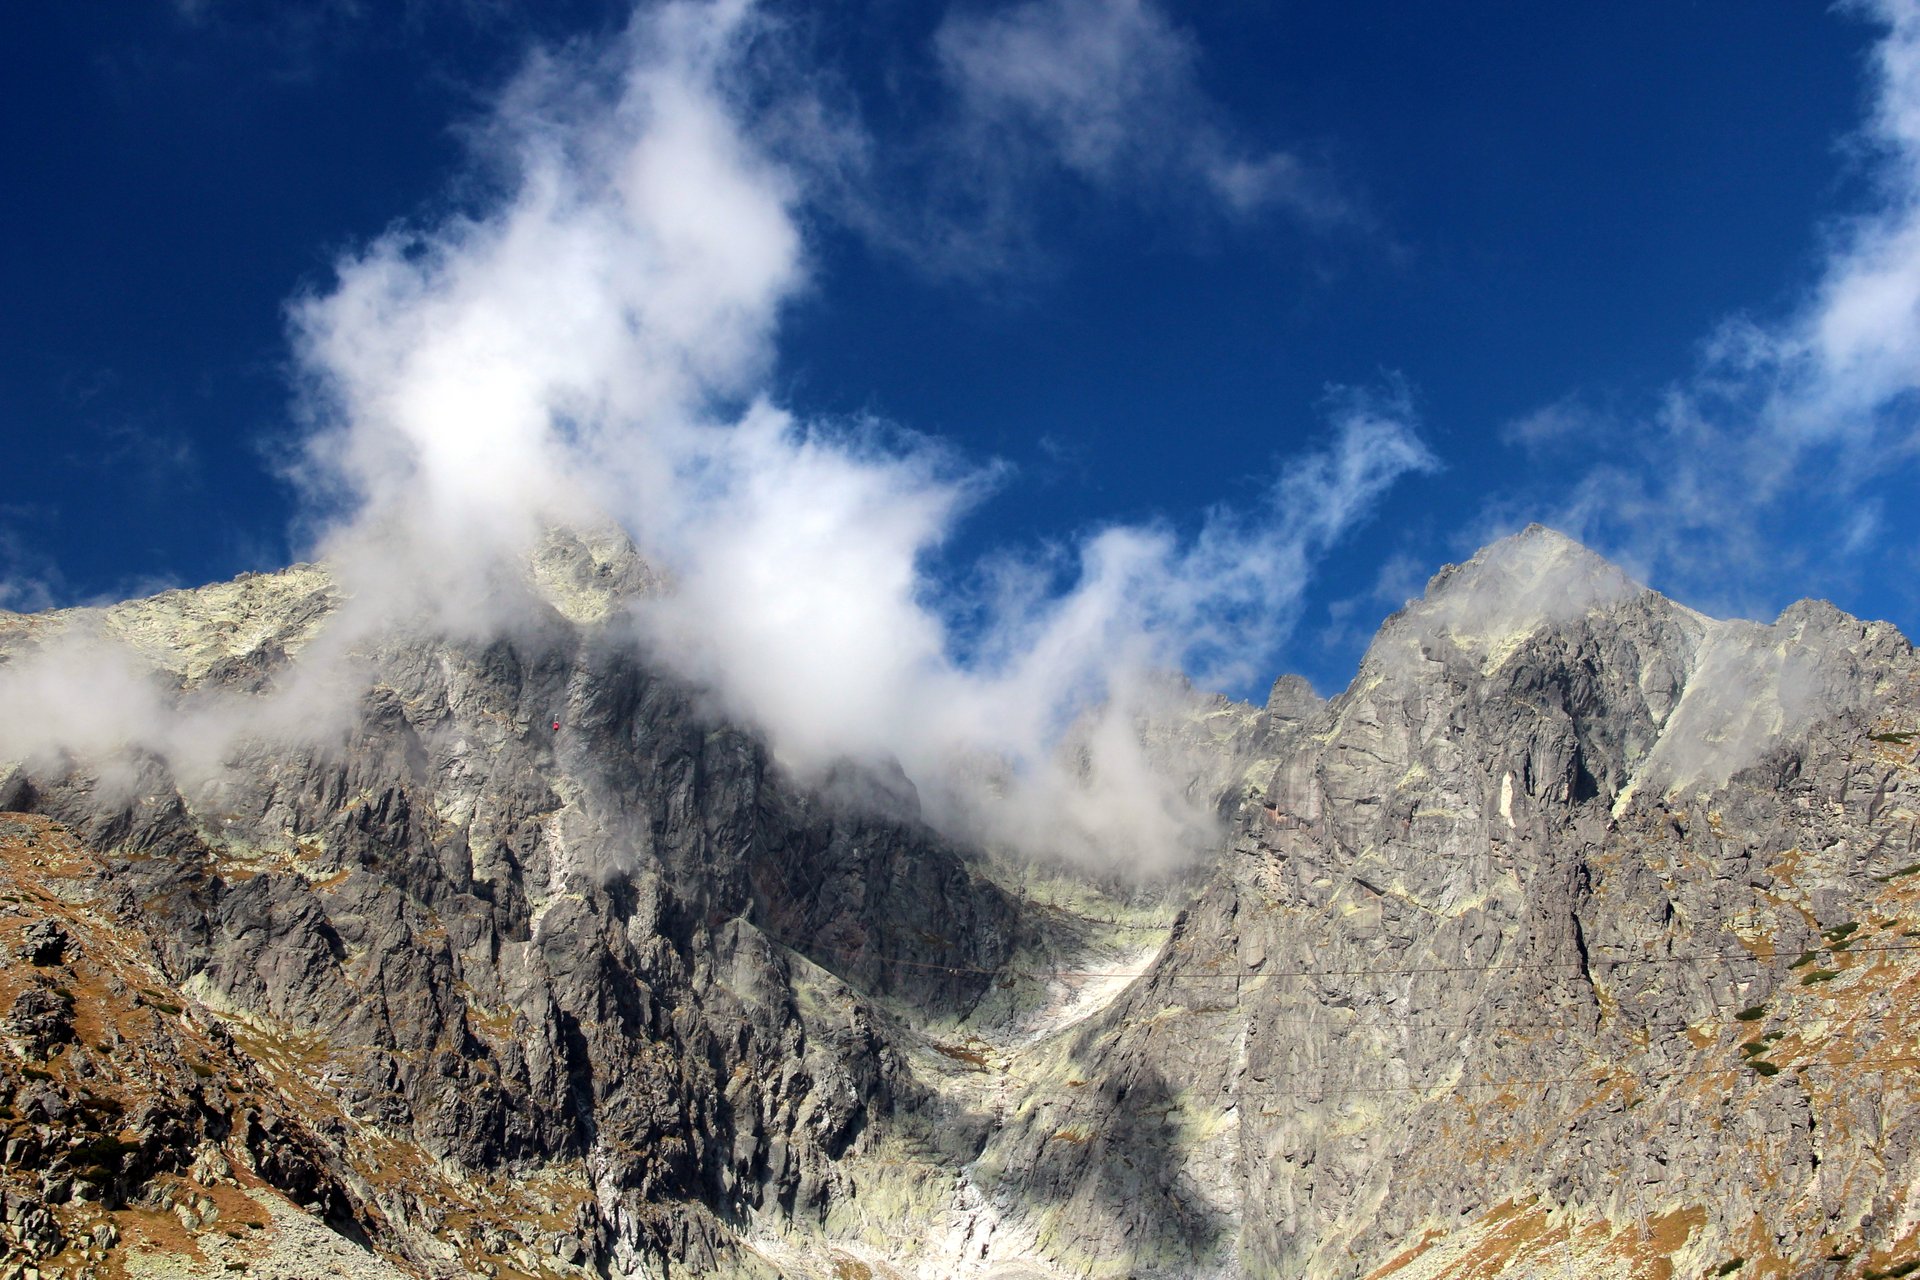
[1403,522,1650,657]
[3,529,1920,1279]
[524,522,663,624]
[1264,672,1323,722]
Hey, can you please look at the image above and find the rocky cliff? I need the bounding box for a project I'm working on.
[971,527,1920,1279]
[3,525,1918,1280]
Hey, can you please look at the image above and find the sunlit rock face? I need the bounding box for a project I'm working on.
[981,525,1920,1279]
[3,523,1920,1280]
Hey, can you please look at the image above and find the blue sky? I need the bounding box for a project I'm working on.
[3,0,1914,702]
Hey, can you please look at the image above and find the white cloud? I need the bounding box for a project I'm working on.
[1517,0,1920,612]
[0,522,64,615]
[287,0,805,633]
[937,0,1194,186]
[926,0,1351,264]
[637,383,1432,867]
[5,0,1430,871]
[0,629,179,772]
[1204,150,1344,224]
[286,0,1430,866]
[281,0,1428,861]
[1499,394,1607,456]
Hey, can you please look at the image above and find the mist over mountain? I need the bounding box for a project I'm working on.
[9,1,1920,1277]
[3,524,1919,1278]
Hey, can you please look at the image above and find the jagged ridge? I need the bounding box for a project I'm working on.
[3,524,1919,1280]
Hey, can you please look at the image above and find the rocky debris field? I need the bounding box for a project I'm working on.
[0,814,383,1279]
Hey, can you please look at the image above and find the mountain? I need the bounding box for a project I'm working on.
[2,524,1918,1279]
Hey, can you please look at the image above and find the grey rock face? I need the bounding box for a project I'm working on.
[5,522,1920,1279]
[0,536,1017,1276]
[979,525,1920,1277]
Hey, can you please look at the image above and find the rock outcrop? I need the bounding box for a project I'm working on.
[0,529,1018,1278]
[976,526,1920,1278]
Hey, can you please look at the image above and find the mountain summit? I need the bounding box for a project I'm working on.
[2,528,1918,1278]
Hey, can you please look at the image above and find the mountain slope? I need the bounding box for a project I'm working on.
[979,526,1920,1278]
[3,524,1919,1279]
[0,530,1025,1278]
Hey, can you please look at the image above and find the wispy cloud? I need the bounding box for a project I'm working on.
[1509,0,1920,617]
[843,0,1355,276]
[1499,393,1611,458]
[1,0,1429,870]
[934,0,1345,221]
[0,519,65,615]
[279,0,1426,866]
